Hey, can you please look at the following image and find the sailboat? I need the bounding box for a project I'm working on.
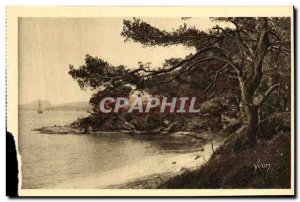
[37,100,43,113]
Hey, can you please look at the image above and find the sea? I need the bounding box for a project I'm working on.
[18,110,212,189]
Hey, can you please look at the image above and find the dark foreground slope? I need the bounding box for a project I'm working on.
[159,113,291,189]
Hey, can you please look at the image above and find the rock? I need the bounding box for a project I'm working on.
[166,121,183,132]
[124,122,136,130]
[180,167,190,173]
[33,125,83,135]
[194,154,201,160]
[221,122,242,135]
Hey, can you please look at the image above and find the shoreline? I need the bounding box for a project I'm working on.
[105,172,176,189]
[33,124,216,141]
[45,139,223,189]
[104,139,224,189]
[33,123,225,189]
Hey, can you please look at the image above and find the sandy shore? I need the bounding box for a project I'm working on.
[105,139,224,189]
[106,172,176,189]
[45,138,223,189]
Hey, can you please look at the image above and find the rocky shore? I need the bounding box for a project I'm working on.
[33,124,216,142]
[33,125,84,134]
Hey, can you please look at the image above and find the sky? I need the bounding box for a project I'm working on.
[18,17,221,105]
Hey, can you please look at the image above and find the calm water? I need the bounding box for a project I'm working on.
[19,110,207,189]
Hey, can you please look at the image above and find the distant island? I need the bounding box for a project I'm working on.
[19,100,92,111]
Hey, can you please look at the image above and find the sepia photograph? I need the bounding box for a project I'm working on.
[6,6,294,196]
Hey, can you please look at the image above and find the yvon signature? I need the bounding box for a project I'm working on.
[253,159,271,175]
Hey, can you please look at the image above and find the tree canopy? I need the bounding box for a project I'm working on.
[69,17,291,144]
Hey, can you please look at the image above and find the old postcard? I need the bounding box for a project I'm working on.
[6,6,294,197]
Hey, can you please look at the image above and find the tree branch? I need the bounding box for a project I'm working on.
[146,58,224,87]
[212,26,254,56]
[200,63,229,97]
[257,84,280,107]
[124,46,237,80]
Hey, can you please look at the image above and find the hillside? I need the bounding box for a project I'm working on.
[19,100,91,111]
[48,102,92,111]
[19,100,53,110]
[159,113,291,189]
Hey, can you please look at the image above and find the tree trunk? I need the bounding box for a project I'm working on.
[244,105,259,144]
[239,79,261,145]
[237,18,269,145]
